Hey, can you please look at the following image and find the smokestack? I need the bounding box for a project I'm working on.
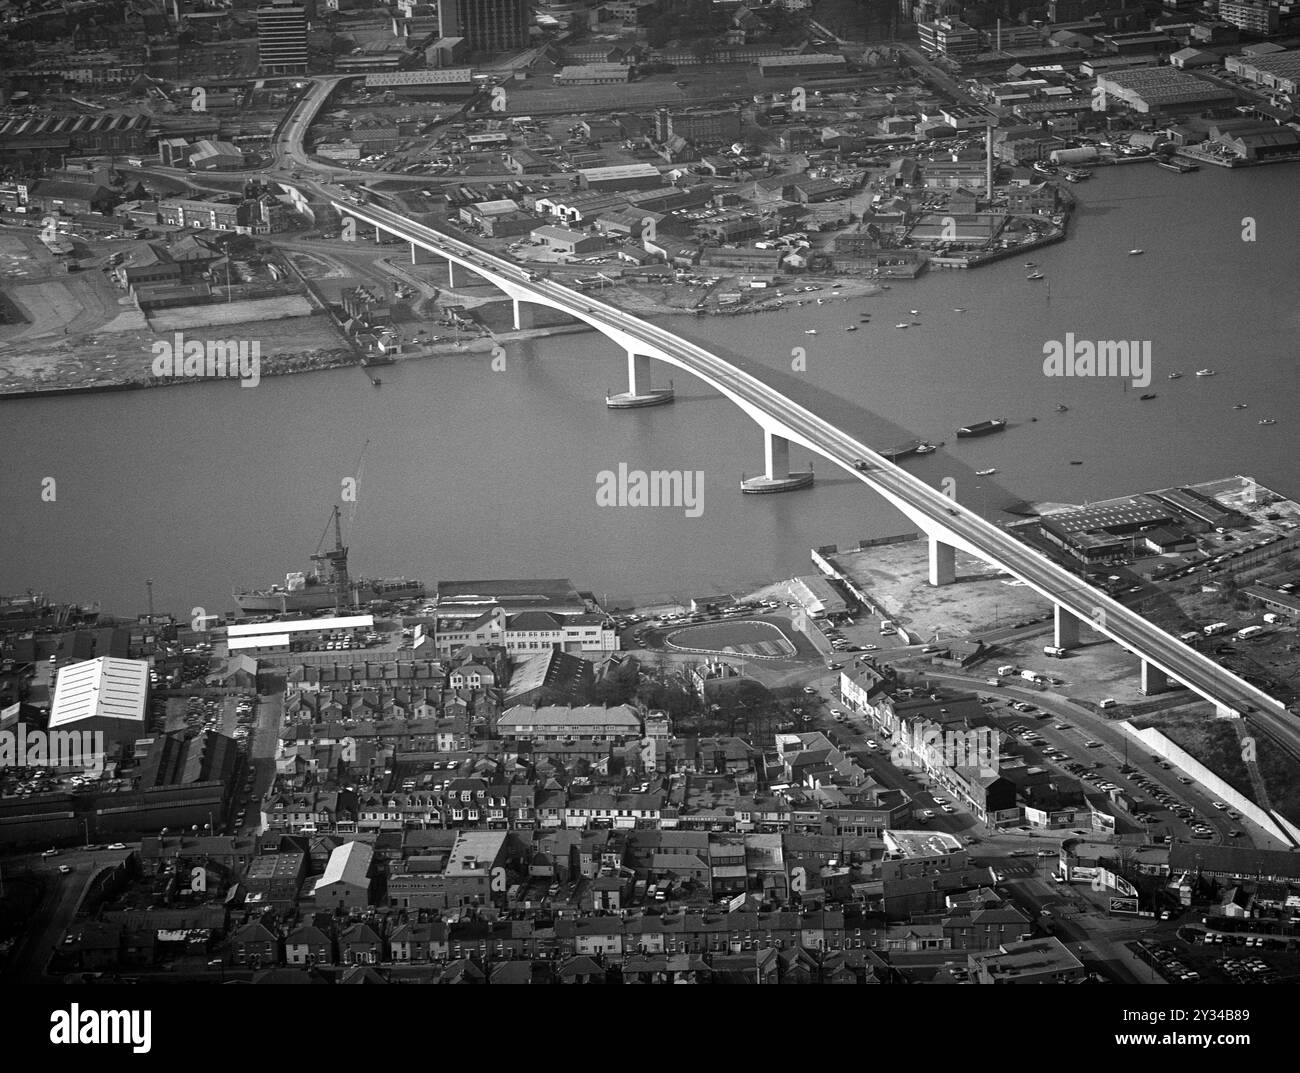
[986,124,994,198]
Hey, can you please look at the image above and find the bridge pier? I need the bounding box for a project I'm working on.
[1054,605,1081,649]
[1140,660,1170,696]
[411,242,435,265]
[446,258,456,287]
[606,351,674,409]
[512,298,542,332]
[741,430,814,494]
[928,537,956,586]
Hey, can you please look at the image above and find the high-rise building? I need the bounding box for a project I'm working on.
[258,0,309,74]
[436,0,530,54]
[1216,0,1279,34]
[917,18,981,60]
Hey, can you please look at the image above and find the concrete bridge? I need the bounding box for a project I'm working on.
[335,197,1296,747]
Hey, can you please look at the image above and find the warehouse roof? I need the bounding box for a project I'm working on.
[49,657,149,729]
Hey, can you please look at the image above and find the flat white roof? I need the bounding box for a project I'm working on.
[49,657,149,728]
[884,829,964,858]
[227,614,373,638]
[228,634,291,651]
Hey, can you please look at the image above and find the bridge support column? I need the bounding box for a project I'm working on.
[605,351,674,409]
[740,430,814,494]
[512,298,537,331]
[446,258,455,287]
[928,537,956,586]
[1140,660,1169,696]
[411,242,434,264]
[1054,605,1081,649]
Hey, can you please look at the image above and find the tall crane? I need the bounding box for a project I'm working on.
[310,507,351,614]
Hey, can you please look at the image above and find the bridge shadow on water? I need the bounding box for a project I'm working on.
[659,317,1027,519]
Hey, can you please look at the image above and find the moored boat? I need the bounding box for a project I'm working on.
[957,418,1008,438]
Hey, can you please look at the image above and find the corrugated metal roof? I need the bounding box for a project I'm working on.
[49,656,149,728]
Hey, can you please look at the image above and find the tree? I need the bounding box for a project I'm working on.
[689,36,716,62]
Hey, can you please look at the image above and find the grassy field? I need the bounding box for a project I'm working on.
[665,619,798,658]
[1131,709,1254,799]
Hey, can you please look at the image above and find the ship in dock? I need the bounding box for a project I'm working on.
[956,418,1008,438]
[233,507,425,613]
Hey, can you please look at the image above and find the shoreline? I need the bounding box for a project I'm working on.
[0,276,885,401]
[0,321,596,401]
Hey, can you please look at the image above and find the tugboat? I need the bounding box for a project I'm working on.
[1139,392,1156,400]
[1233,403,1248,410]
[1259,418,1277,426]
[1196,368,1216,377]
[976,468,997,476]
[1168,371,1183,379]
[1054,404,1069,412]
[1026,271,1045,280]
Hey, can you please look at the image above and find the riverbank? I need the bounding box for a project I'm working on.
[0,270,885,399]
[0,320,596,400]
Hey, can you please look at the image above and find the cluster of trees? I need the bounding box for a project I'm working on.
[641,0,731,50]
[811,0,899,41]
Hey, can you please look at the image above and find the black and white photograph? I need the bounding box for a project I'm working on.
[0,0,1295,1044]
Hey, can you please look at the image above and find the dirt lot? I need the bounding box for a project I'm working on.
[147,295,316,331]
[828,539,1051,639]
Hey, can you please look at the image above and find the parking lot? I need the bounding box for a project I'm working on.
[1133,938,1300,984]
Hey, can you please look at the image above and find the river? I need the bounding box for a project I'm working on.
[1,162,1297,615]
